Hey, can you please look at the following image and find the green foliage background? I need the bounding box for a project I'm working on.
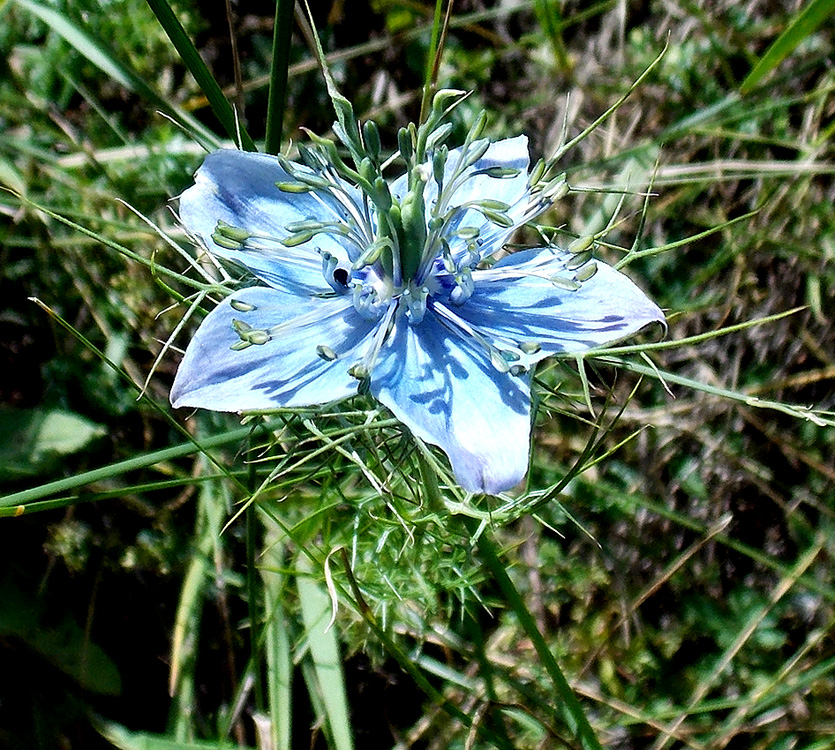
[1,1,834,749]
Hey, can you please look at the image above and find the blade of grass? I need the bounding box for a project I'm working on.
[419,0,451,124]
[594,478,835,604]
[650,538,824,750]
[169,463,229,740]
[144,0,256,151]
[297,553,354,750]
[740,0,835,95]
[97,719,255,749]
[261,521,293,750]
[265,0,296,154]
[11,0,218,150]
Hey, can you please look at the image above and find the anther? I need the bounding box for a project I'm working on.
[574,261,598,282]
[316,345,338,361]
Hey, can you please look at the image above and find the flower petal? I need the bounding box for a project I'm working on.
[463,247,665,357]
[370,310,531,494]
[171,287,375,411]
[179,150,362,294]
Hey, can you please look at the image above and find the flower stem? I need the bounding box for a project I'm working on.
[463,516,605,750]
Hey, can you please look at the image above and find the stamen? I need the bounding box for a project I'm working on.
[349,303,397,380]
[431,301,528,375]
[316,345,338,361]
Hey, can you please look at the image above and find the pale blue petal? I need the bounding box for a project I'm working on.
[392,135,533,261]
[370,310,531,494]
[171,287,375,411]
[463,248,665,357]
[179,150,363,294]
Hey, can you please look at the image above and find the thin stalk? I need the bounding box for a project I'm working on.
[246,435,265,712]
[265,0,296,154]
[465,517,605,750]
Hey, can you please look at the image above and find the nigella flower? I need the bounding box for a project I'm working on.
[171,94,664,494]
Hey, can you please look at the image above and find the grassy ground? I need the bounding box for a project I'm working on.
[1,1,834,749]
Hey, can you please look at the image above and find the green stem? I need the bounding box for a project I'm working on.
[0,425,258,509]
[265,0,295,154]
[465,517,604,750]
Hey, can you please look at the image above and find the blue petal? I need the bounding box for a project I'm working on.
[179,150,363,294]
[171,287,375,411]
[370,310,531,494]
[392,135,533,260]
[462,247,665,357]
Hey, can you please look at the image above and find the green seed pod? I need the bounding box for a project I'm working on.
[433,145,448,189]
[297,143,319,170]
[215,220,251,242]
[542,174,569,201]
[550,275,582,291]
[349,363,369,380]
[245,329,270,346]
[212,232,247,250]
[294,172,332,190]
[362,120,381,162]
[282,230,319,247]
[286,220,329,233]
[476,199,511,211]
[463,138,491,169]
[519,341,541,355]
[373,177,392,211]
[359,156,377,186]
[431,88,466,116]
[481,209,514,228]
[468,110,489,142]
[489,348,510,373]
[455,226,480,240]
[397,127,413,164]
[482,167,521,178]
[527,158,546,187]
[426,122,453,151]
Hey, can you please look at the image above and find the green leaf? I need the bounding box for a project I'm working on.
[97,720,254,750]
[0,579,121,695]
[740,0,835,94]
[0,407,105,480]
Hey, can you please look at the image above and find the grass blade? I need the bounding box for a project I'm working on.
[740,0,835,94]
[265,0,295,154]
[297,553,354,750]
[144,0,257,151]
[11,0,218,150]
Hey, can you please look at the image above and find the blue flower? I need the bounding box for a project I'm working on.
[170,128,664,494]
